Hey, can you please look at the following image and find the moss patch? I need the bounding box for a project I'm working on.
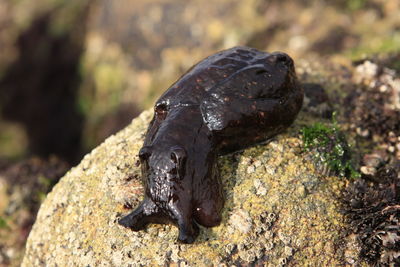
[301,116,360,178]
[0,216,8,229]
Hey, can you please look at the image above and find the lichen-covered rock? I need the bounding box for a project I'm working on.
[22,110,363,266]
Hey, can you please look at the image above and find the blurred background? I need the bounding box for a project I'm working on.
[0,0,399,265]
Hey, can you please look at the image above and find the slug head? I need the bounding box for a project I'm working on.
[259,51,299,99]
[139,145,188,201]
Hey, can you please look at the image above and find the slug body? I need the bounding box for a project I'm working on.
[119,46,303,243]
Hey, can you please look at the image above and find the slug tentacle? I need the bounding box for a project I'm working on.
[169,203,199,243]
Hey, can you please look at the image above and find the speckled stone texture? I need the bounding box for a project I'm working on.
[22,110,362,266]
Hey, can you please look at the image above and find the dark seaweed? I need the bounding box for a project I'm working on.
[343,165,400,265]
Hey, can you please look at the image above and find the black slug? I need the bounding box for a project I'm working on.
[119,46,303,243]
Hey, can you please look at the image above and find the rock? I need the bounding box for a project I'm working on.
[0,0,91,162]
[0,157,70,266]
[363,153,385,168]
[354,60,379,84]
[22,110,361,266]
[360,166,377,176]
[302,83,333,119]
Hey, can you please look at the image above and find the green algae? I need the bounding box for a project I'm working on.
[0,216,8,229]
[301,116,360,179]
[347,34,400,61]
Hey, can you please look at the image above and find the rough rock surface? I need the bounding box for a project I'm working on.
[22,110,361,266]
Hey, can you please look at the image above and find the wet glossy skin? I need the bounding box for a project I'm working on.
[119,46,303,243]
